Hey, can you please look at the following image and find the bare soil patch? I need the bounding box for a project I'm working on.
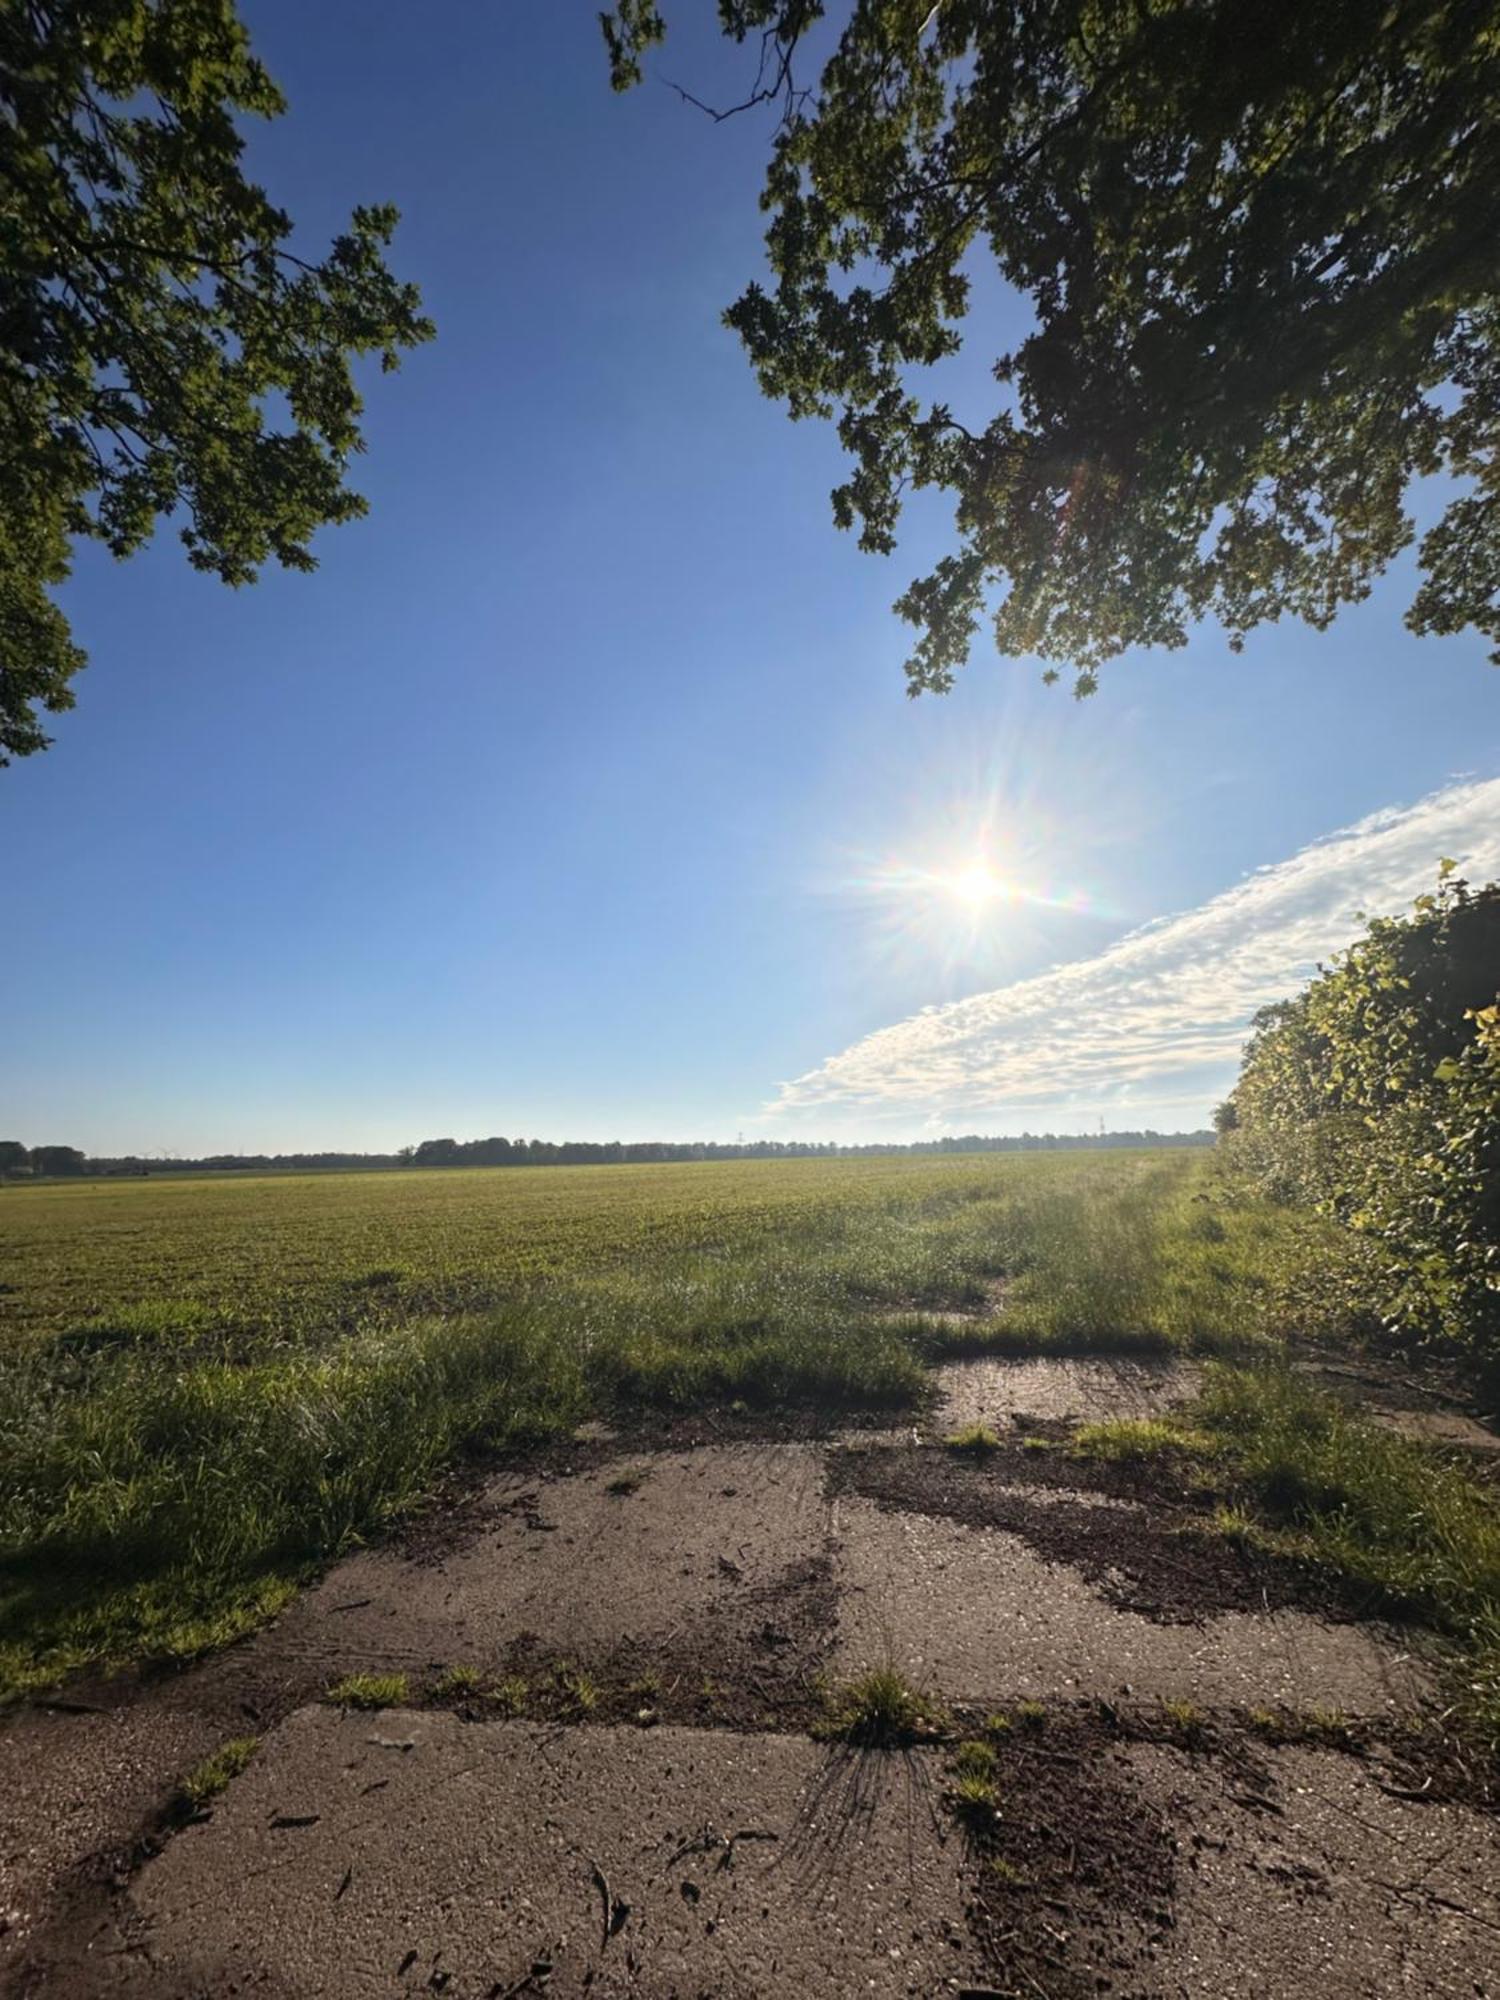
[959,1710,1179,1998]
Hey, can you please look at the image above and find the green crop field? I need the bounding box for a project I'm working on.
[0,1150,1360,1697]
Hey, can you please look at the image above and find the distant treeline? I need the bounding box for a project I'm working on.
[1,1129,1212,1180]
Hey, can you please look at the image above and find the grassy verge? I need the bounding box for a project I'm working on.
[916,1156,1378,1358]
[0,1152,1360,1698]
[1074,1366,1500,1746]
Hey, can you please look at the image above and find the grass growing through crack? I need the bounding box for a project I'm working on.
[431,1664,484,1698]
[326,1672,409,1709]
[553,1664,598,1713]
[180,1735,258,1809]
[486,1674,528,1715]
[1074,1364,1500,1745]
[1160,1698,1205,1739]
[1072,1416,1216,1462]
[1245,1704,1356,1747]
[949,1737,1001,1821]
[818,1666,947,1745]
[0,1151,1365,1697]
[944,1423,1002,1455]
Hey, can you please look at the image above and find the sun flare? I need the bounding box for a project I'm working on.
[946,861,1004,909]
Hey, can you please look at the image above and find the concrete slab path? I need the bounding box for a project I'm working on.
[3,1355,1494,1998]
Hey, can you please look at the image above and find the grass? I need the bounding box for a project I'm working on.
[431,1663,483,1698]
[951,1771,999,1819]
[180,1735,258,1809]
[0,1151,1373,1698]
[1244,1704,1358,1747]
[1210,1504,1260,1545]
[944,1422,1002,1455]
[486,1674,528,1715]
[1073,1363,1500,1745]
[948,1740,1002,1830]
[956,1744,1004,1824]
[326,1671,409,1709]
[819,1665,947,1744]
[1161,1698,1205,1737]
[1071,1415,1216,1462]
[553,1663,598,1713]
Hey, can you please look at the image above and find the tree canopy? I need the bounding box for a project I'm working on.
[605,1,1500,695]
[0,0,432,762]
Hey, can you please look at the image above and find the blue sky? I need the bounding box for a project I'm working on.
[3,3,1499,1156]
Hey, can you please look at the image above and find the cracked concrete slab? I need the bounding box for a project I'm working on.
[933,1354,1202,1434]
[1292,1360,1500,1456]
[1373,1407,1500,1454]
[0,1447,835,1980]
[125,1710,987,1998]
[268,1443,832,1679]
[1136,1739,1500,1996]
[831,1496,1433,1711]
[0,1700,228,1958]
[3,1360,1481,2000]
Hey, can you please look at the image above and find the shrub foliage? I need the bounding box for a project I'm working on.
[1221,874,1500,1359]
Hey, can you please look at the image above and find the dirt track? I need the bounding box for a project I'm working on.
[3,1356,1497,1998]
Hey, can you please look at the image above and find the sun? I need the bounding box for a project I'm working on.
[947,861,1003,909]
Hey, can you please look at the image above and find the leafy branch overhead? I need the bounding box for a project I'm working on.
[605,1,1500,694]
[0,0,432,762]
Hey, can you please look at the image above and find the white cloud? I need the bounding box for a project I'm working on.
[771,778,1500,1125]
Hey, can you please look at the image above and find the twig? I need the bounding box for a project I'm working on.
[1375,1778,1433,1802]
[587,1855,611,1953]
[584,1856,629,1948]
[1376,1881,1500,1936]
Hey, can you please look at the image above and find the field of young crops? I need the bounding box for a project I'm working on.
[0,1150,1351,1696]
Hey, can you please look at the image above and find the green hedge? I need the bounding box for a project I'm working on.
[1220,874,1500,1363]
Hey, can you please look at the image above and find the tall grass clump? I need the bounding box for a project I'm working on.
[971,1156,1357,1358]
